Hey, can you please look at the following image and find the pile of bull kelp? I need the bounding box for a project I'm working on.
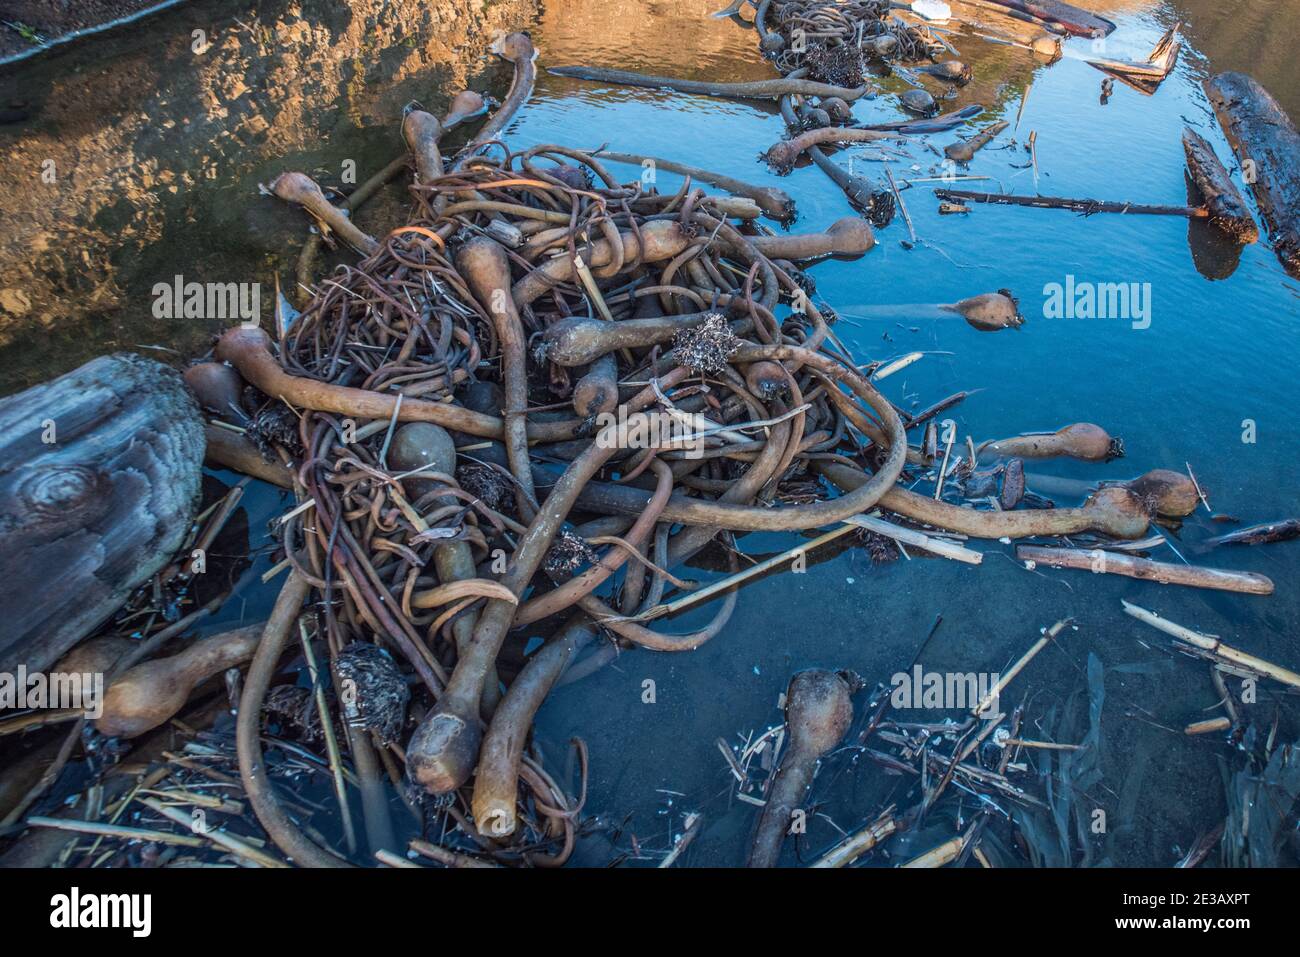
[3,2,1299,870]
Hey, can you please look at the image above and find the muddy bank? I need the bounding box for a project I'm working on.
[0,0,182,61]
[0,0,537,390]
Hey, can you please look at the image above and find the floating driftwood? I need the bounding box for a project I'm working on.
[857,104,984,134]
[1182,127,1258,243]
[1018,545,1274,595]
[972,0,1115,36]
[548,65,867,101]
[0,355,204,675]
[1205,518,1300,548]
[933,187,1208,218]
[1122,601,1300,689]
[1080,22,1181,93]
[1205,72,1300,273]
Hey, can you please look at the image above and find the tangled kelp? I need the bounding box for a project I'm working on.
[6,5,1296,872]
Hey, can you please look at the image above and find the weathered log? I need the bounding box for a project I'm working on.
[1204,72,1300,273]
[547,65,867,102]
[0,354,204,675]
[974,0,1115,36]
[1182,127,1258,243]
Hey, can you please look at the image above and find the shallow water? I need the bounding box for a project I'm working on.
[2,0,1297,866]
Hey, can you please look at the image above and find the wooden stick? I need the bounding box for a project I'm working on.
[812,811,898,868]
[595,150,794,220]
[636,510,982,624]
[1122,601,1300,689]
[298,622,357,857]
[871,351,924,380]
[1014,80,1032,131]
[901,833,965,868]
[409,838,499,868]
[843,513,983,564]
[1184,717,1231,736]
[886,167,917,244]
[1212,666,1241,726]
[933,427,956,500]
[1018,545,1274,595]
[631,524,858,621]
[573,256,616,323]
[1033,130,1045,188]
[934,187,1207,217]
[26,815,206,847]
[137,797,287,868]
[0,708,80,737]
[375,849,422,868]
[1185,461,1212,514]
[973,619,1071,717]
[659,811,704,868]
[1002,738,1082,750]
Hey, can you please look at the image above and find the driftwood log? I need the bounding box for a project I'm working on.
[1204,72,1300,273]
[1182,127,1258,243]
[977,0,1115,36]
[0,354,204,675]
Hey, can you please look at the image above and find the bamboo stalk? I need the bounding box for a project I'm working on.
[1018,545,1273,595]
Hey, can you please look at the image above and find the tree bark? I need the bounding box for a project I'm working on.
[0,354,204,675]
